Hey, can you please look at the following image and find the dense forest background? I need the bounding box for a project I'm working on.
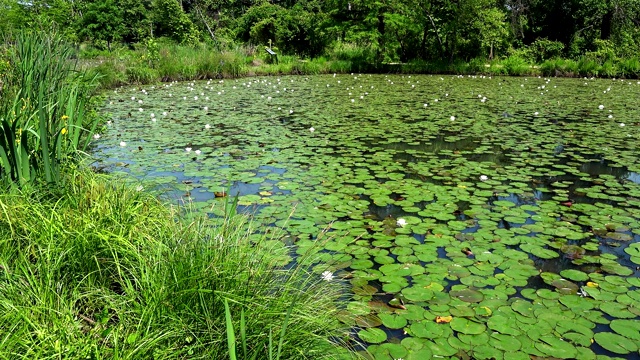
[1,0,639,64]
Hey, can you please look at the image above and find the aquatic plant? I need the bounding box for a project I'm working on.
[0,32,98,187]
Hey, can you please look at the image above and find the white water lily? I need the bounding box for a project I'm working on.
[150,113,155,118]
[620,123,625,127]
[289,109,293,114]
[423,103,428,107]
[119,141,126,147]
[598,105,604,109]
[450,116,455,121]
[195,150,202,155]
[480,175,489,181]
[93,134,101,139]
[309,127,315,132]
[185,147,192,152]
[321,271,334,281]
[162,111,168,116]
[138,99,143,104]
[396,218,408,227]
[138,108,143,112]
[534,112,539,115]
[608,114,613,118]
[204,106,208,111]
[205,124,211,129]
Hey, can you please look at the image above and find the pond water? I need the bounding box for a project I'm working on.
[94,75,640,359]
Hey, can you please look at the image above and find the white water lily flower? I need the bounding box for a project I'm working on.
[598,105,604,109]
[138,99,143,104]
[195,150,201,155]
[289,109,293,114]
[450,116,455,121]
[138,108,143,112]
[131,96,135,100]
[534,112,539,115]
[119,141,126,147]
[205,124,211,129]
[423,103,428,107]
[150,113,155,118]
[309,127,315,132]
[162,111,167,116]
[93,134,101,139]
[608,115,613,118]
[321,271,334,281]
[204,106,208,111]
[620,123,625,127]
[396,218,408,227]
[136,185,144,192]
[185,147,192,152]
[480,175,489,181]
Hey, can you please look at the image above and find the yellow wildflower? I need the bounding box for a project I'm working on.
[61,128,67,135]
[61,115,69,121]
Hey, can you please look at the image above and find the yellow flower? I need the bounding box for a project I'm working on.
[61,128,67,135]
[61,115,69,121]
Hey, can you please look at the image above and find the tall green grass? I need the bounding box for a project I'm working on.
[0,32,98,187]
[0,167,356,359]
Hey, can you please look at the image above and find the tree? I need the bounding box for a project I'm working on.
[77,0,125,50]
[474,8,509,59]
[153,0,200,44]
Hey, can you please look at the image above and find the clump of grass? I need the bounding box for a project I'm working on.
[501,56,534,76]
[0,31,99,187]
[0,167,356,359]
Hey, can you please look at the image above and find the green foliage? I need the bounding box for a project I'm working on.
[501,56,532,76]
[514,38,565,63]
[0,32,98,187]
[0,168,355,359]
[77,0,125,51]
[153,0,200,44]
[584,39,617,64]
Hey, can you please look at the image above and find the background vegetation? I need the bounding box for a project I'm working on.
[1,0,639,76]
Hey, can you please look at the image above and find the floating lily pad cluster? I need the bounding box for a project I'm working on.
[95,75,640,359]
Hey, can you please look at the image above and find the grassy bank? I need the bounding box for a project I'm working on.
[77,41,640,90]
[0,167,354,359]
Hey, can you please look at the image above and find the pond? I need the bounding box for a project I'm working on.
[94,74,640,359]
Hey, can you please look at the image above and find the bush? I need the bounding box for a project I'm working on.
[502,56,533,76]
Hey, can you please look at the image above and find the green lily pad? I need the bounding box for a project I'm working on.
[559,269,589,282]
[450,317,486,335]
[593,332,639,354]
[358,328,387,344]
[610,319,640,340]
[450,289,484,303]
[535,336,577,359]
